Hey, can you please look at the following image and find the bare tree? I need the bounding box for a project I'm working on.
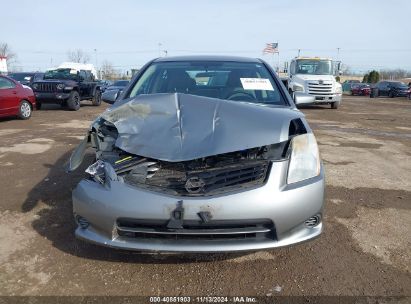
[0,42,18,70]
[67,49,90,63]
[100,60,116,80]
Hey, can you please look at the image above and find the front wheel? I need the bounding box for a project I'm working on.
[331,100,340,109]
[389,91,395,98]
[67,91,81,111]
[18,100,32,119]
[35,102,42,110]
[92,89,102,106]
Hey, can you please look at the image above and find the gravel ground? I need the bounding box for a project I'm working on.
[0,96,410,298]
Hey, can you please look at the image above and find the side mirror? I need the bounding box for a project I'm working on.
[102,89,119,104]
[294,92,315,105]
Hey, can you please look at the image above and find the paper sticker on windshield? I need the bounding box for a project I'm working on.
[70,69,77,74]
[240,78,274,91]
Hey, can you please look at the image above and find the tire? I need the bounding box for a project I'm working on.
[92,89,102,106]
[331,100,340,109]
[389,91,394,98]
[18,100,32,119]
[35,102,42,110]
[67,91,81,111]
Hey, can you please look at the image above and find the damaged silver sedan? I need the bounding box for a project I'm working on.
[68,56,324,252]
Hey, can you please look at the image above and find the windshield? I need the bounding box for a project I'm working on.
[113,80,129,86]
[128,61,285,105]
[296,59,333,75]
[44,68,78,80]
[8,73,33,81]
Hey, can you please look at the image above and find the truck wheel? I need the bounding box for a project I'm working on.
[18,100,32,119]
[331,100,340,109]
[67,91,81,111]
[389,91,394,98]
[92,89,102,106]
[35,102,42,110]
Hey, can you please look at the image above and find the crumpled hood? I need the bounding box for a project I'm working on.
[100,93,305,162]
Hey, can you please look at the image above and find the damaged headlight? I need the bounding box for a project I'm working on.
[287,133,320,184]
[85,160,105,183]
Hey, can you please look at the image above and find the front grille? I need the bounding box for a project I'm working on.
[35,83,57,92]
[308,82,333,95]
[124,159,270,196]
[116,218,276,241]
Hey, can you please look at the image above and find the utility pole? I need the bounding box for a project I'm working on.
[94,49,99,79]
[337,47,340,61]
[158,43,162,57]
[298,49,301,57]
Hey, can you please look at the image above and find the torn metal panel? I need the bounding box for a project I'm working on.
[101,93,305,162]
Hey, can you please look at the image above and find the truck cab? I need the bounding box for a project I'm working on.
[287,57,342,109]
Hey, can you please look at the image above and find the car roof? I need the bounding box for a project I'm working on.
[154,55,262,63]
[9,72,43,75]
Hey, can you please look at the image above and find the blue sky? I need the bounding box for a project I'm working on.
[2,0,410,72]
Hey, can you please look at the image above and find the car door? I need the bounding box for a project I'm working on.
[378,82,387,96]
[78,70,89,98]
[0,77,19,116]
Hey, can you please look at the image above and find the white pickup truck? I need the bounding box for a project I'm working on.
[286,57,342,109]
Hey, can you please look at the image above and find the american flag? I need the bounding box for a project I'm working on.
[263,43,279,54]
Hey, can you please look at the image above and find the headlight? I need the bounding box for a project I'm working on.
[293,84,304,92]
[56,83,65,90]
[32,83,38,90]
[287,133,320,184]
[85,160,105,184]
[335,86,342,94]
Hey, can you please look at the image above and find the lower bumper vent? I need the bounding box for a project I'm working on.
[116,218,276,241]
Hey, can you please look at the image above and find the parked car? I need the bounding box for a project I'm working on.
[351,83,371,96]
[101,80,130,102]
[31,67,102,110]
[67,55,324,253]
[98,80,113,93]
[342,79,360,93]
[0,75,36,119]
[370,81,409,98]
[8,72,44,88]
[104,80,129,93]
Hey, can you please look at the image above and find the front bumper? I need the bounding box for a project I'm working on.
[34,92,71,103]
[310,93,342,103]
[72,161,325,253]
[395,91,408,97]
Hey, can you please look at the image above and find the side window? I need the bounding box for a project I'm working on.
[290,61,295,75]
[0,78,16,89]
[79,70,87,81]
[85,71,94,81]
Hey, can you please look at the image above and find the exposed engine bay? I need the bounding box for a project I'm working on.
[86,119,291,196]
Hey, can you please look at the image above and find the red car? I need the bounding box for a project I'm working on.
[0,75,36,119]
[351,83,371,96]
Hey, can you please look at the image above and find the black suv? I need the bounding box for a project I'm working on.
[8,72,44,87]
[32,68,102,110]
[370,81,409,98]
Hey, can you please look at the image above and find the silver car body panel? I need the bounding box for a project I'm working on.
[100,93,306,162]
[73,159,324,252]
